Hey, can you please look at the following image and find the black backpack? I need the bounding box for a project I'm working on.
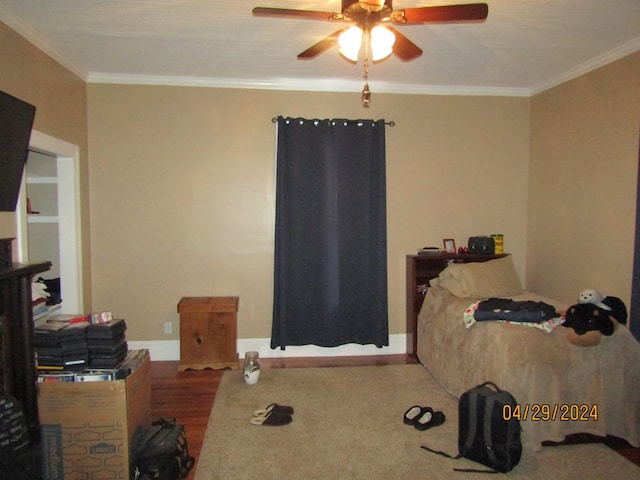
[422,381,522,473]
[132,418,195,480]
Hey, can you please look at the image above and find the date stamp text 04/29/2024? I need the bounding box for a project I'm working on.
[502,404,598,422]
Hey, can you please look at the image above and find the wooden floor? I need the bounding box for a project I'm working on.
[151,355,640,479]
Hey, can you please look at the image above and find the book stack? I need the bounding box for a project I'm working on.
[38,349,147,383]
[34,320,89,371]
[32,281,50,318]
[86,318,128,368]
[417,247,445,256]
[32,297,49,318]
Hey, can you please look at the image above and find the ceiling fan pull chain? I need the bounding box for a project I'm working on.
[362,81,371,107]
[362,34,371,107]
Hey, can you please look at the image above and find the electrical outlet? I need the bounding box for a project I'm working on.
[164,321,173,334]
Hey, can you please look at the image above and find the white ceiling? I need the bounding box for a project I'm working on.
[1,0,639,96]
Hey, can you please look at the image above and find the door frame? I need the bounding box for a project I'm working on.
[16,130,84,313]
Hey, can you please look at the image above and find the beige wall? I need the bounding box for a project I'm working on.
[3,16,638,343]
[87,85,530,341]
[0,21,92,308]
[528,51,640,311]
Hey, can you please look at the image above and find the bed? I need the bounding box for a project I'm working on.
[416,255,640,451]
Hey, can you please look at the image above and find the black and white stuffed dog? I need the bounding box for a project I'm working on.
[562,289,627,346]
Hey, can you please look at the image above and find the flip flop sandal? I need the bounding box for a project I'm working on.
[253,403,294,417]
[250,410,292,426]
[403,405,429,426]
[414,410,446,431]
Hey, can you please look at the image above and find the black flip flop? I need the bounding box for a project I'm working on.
[414,409,446,431]
[404,405,432,426]
[253,403,294,417]
[250,410,292,426]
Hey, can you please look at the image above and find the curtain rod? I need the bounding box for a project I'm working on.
[272,117,395,127]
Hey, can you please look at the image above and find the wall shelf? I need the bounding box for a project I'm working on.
[27,215,59,223]
[26,176,58,184]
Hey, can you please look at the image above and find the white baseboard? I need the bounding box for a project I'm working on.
[128,334,407,362]
[127,340,181,361]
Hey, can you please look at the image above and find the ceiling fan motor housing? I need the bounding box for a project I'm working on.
[354,0,391,11]
[343,0,393,26]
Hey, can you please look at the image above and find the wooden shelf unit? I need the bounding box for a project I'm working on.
[405,253,506,356]
[0,260,52,444]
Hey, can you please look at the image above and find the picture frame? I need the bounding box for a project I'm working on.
[443,238,456,253]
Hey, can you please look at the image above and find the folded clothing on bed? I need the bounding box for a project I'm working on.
[463,299,563,333]
[474,297,558,323]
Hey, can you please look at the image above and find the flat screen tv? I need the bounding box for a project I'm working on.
[0,90,36,212]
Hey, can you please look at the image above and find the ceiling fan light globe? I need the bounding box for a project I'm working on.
[338,26,363,61]
[370,26,395,61]
[371,47,393,61]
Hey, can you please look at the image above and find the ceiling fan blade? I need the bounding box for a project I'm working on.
[395,3,488,24]
[388,27,423,62]
[252,7,337,21]
[297,29,347,60]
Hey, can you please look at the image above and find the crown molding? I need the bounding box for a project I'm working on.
[0,8,88,81]
[3,4,638,99]
[86,72,531,97]
[529,37,640,95]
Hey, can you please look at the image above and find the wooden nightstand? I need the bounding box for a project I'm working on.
[177,296,239,371]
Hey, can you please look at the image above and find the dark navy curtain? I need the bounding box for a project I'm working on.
[631,136,640,342]
[271,117,389,349]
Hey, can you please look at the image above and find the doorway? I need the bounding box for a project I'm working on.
[16,130,83,314]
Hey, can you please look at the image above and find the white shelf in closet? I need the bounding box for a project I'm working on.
[26,176,58,184]
[27,215,59,223]
[26,175,59,223]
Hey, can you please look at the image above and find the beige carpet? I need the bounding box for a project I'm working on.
[195,364,639,479]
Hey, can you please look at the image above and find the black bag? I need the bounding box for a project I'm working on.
[467,236,495,254]
[0,395,34,480]
[422,381,522,473]
[457,381,521,472]
[133,418,195,480]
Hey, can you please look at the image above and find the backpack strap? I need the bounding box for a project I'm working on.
[461,388,479,453]
[453,467,500,473]
[421,445,499,473]
[483,395,497,468]
[175,424,195,478]
[420,445,461,460]
[480,381,501,392]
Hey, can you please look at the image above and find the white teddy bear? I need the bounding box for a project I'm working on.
[577,288,611,311]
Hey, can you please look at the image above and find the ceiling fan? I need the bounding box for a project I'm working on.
[252,1,489,62]
[253,1,488,106]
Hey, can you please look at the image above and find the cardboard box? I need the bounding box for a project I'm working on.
[38,349,151,480]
